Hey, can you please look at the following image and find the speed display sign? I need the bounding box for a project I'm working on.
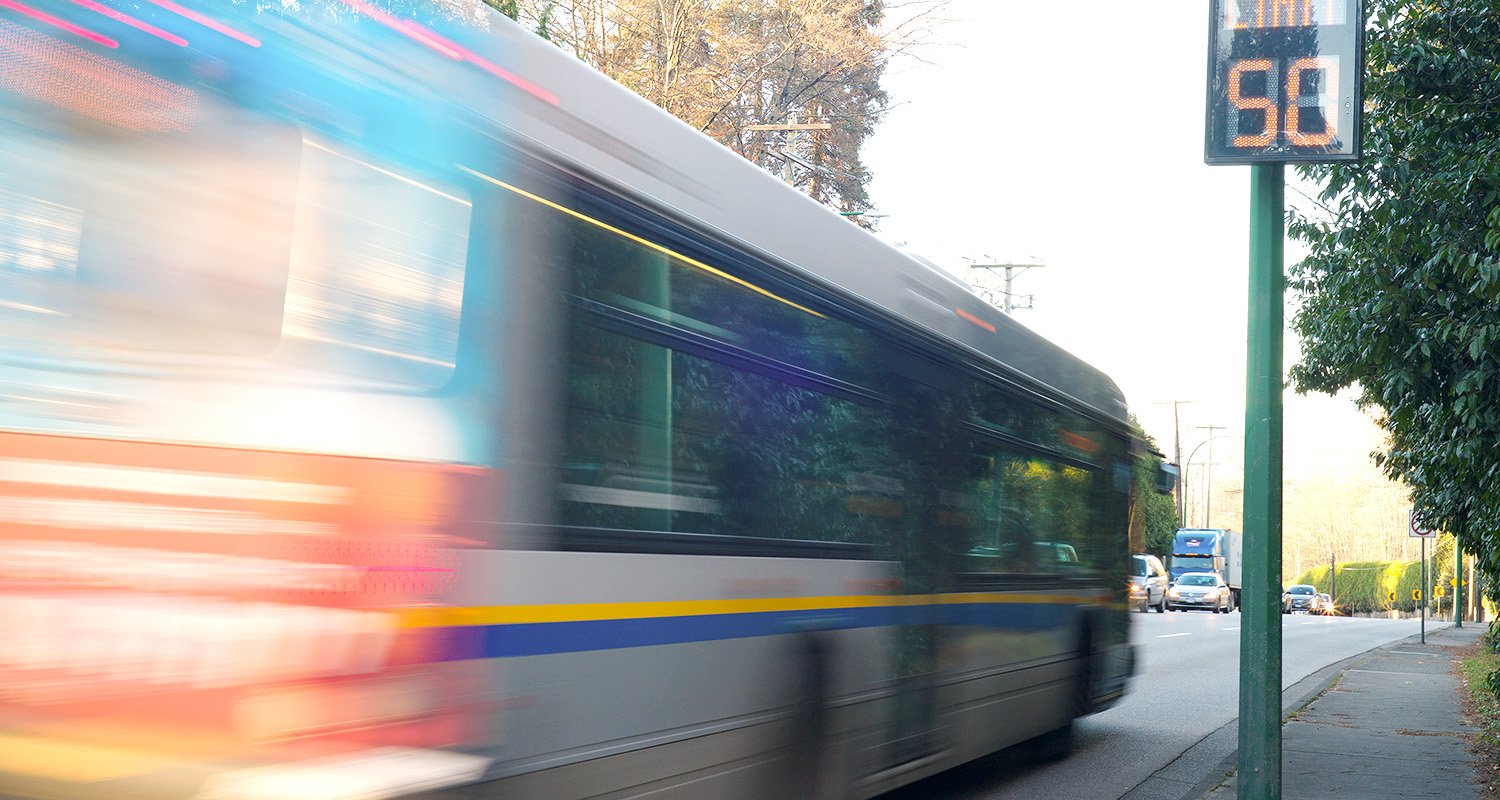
[1205,0,1363,164]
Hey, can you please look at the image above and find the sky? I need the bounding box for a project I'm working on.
[862,0,1398,497]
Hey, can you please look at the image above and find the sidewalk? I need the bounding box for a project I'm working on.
[1200,623,1486,800]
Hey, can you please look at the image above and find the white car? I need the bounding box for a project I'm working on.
[1167,572,1232,613]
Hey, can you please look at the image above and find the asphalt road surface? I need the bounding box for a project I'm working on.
[882,611,1434,800]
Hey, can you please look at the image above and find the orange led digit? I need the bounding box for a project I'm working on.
[1286,56,1337,146]
[1227,60,1277,148]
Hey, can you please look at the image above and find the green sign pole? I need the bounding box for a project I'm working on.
[1238,162,1284,800]
[1455,534,1463,628]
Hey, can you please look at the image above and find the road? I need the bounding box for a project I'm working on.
[882,611,1435,800]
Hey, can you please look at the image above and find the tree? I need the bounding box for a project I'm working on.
[480,0,519,18]
[1288,1,1500,601]
[514,0,943,218]
[1129,427,1177,560]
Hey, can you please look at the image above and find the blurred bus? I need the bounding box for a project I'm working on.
[0,3,1139,798]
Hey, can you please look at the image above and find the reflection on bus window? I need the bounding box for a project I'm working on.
[562,321,903,547]
[965,448,1099,574]
[567,193,871,385]
[0,187,80,318]
[0,100,468,387]
[285,139,470,386]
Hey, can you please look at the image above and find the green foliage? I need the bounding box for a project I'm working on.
[1459,642,1500,751]
[481,0,519,19]
[1293,559,1429,614]
[1289,1,1500,598]
[1129,427,1178,560]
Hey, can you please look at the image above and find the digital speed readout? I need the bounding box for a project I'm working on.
[1205,0,1363,164]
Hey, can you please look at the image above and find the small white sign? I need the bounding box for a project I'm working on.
[1409,509,1437,539]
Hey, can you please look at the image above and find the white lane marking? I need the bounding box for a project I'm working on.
[1302,620,1321,625]
[1345,669,1431,676]
[1158,632,1192,639]
[1223,626,1240,631]
[1390,650,1437,656]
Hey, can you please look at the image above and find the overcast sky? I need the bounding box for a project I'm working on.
[863,0,1394,490]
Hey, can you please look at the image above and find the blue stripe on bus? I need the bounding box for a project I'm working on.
[431,602,1079,660]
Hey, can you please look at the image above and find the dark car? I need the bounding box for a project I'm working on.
[1130,554,1169,613]
[1167,572,1232,613]
[1317,593,1338,616]
[1283,584,1320,614]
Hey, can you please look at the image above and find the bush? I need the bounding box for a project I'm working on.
[1292,559,1428,614]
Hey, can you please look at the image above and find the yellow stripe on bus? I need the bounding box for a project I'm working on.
[396,591,1108,629]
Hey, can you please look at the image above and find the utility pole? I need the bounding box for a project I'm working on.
[969,261,1047,313]
[1197,424,1226,526]
[746,115,831,187]
[1155,400,1195,527]
[1330,548,1336,610]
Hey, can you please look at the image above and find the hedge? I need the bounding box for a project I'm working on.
[1291,560,1438,614]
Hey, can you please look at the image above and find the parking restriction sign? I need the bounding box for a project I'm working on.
[1409,510,1436,539]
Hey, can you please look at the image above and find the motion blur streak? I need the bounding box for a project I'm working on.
[194,747,491,800]
[69,0,187,47]
[2,595,396,695]
[0,459,353,504]
[0,18,196,130]
[336,0,462,60]
[146,0,260,47]
[0,0,116,48]
[337,0,559,104]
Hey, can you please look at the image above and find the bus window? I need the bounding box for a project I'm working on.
[0,93,468,388]
[964,447,1100,574]
[282,138,470,387]
[0,109,296,355]
[561,321,901,550]
[565,191,872,387]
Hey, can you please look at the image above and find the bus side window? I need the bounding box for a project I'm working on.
[963,447,1100,574]
[561,319,902,550]
[281,138,470,386]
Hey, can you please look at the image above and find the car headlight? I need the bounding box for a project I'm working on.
[1129,584,1145,595]
[1168,588,1181,598]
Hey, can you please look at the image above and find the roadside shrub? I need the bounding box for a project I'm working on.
[1292,559,1427,614]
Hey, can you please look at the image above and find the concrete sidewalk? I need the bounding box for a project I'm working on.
[1201,623,1486,800]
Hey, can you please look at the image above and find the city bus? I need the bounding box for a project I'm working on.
[0,2,1140,798]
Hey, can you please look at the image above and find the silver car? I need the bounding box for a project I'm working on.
[1283,584,1320,614]
[1167,572,1232,613]
[1130,554,1169,613]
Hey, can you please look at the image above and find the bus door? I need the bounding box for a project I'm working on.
[871,382,971,770]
